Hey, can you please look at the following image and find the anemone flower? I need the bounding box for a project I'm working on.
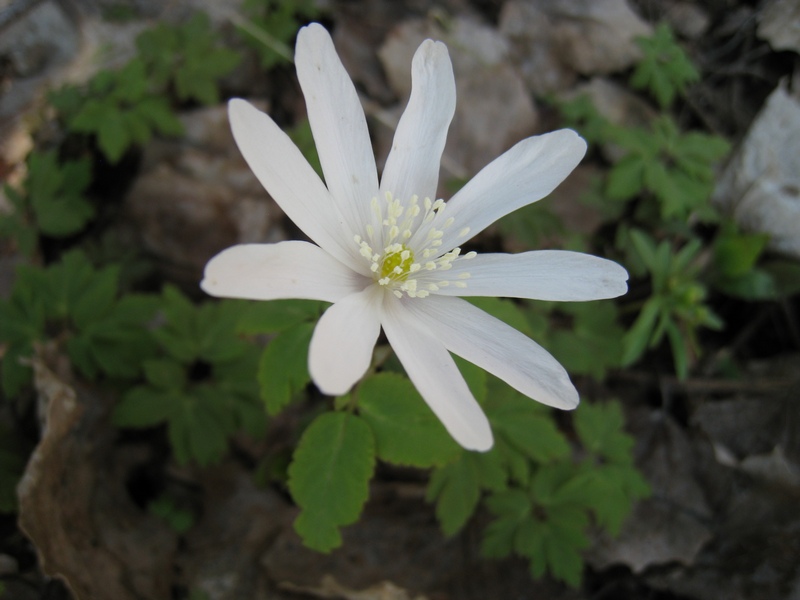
[201,23,628,451]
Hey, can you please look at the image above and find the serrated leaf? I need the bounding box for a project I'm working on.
[481,515,520,559]
[485,391,569,463]
[113,386,178,427]
[258,322,314,415]
[237,299,325,334]
[606,155,645,200]
[288,412,375,552]
[574,400,633,463]
[168,391,232,466]
[426,453,481,535]
[143,358,186,391]
[357,372,460,467]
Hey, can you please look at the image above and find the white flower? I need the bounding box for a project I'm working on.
[201,23,628,452]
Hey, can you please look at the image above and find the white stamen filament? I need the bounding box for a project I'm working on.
[354,192,475,298]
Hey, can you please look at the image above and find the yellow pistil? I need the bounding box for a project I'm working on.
[380,245,415,281]
[353,192,476,299]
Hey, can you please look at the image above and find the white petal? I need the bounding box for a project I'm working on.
[380,40,455,205]
[431,251,629,300]
[295,24,379,237]
[227,99,364,273]
[438,129,587,252]
[381,295,494,451]
[201,241,369,302]
[309,286,382,395]
[403,295,579,410]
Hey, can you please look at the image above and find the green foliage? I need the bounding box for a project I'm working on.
[1,151,93,252]
[51,60,183,163]
[238,299,326,415]
[239,0,321,69]
[606,115,729,221]
[136,13,240,105]
[50,12,237,163]
[287,118,323,177]
[621,229,723,378]
[288,411,375,552]
[475,398,648,587]
[0,250,158,396]
[710,224,776,300]
[631,23,699,108]
[357,372,461,468]
[496,202,566,250]
[545,301,625,380]
[112,286,265,466]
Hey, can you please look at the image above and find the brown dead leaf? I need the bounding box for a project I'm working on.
[17,347,177,600]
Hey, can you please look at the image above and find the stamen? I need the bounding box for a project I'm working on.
[353,191,479,299]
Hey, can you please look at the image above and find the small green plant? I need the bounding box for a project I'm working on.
[606,115,730,221]
[621,229,723,378]
[136,13,240,105]
[112,287,265,466]
[49,13,238,163]
[0,250,158,396]
[631,23,700,108]
[710,223,775,300]
[1,151,93,253]
[50,60,183,163]
[238,0,321,69]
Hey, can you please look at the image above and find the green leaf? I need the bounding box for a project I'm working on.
[357,372,460,467]
[237,299,325,334]
[113,386,178,428]
[288,412,375,552]
[713,226,770,279]
[573,400,633,463]
[631,23,699,108]
[168,389,232,466]
[606,155,645,201]
[24,151,95,237]
[542,506,588,587]
[485,386,570,463]
[426,453,482,535]
[258,322,314,415]
[547,301,624,379]
[621,299,661,366]
[144,358,187,391]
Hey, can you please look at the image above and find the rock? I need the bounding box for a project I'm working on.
[666,2,711,40]
[377,17,537,180]
[758,0,800,53]
[540,0,651,76]
[125,104,284,284]
[498,2,577,96]
[586,410,714,573]
[378,16,511,100]
[0,1,79,78]
[562,77,658,162]
[713,83,800,259]
[448,64,538,176]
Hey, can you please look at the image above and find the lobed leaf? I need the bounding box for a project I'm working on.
[288,412,375,552]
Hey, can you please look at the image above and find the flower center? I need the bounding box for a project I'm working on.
[353,192,476,299]
[379,244,415,281]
